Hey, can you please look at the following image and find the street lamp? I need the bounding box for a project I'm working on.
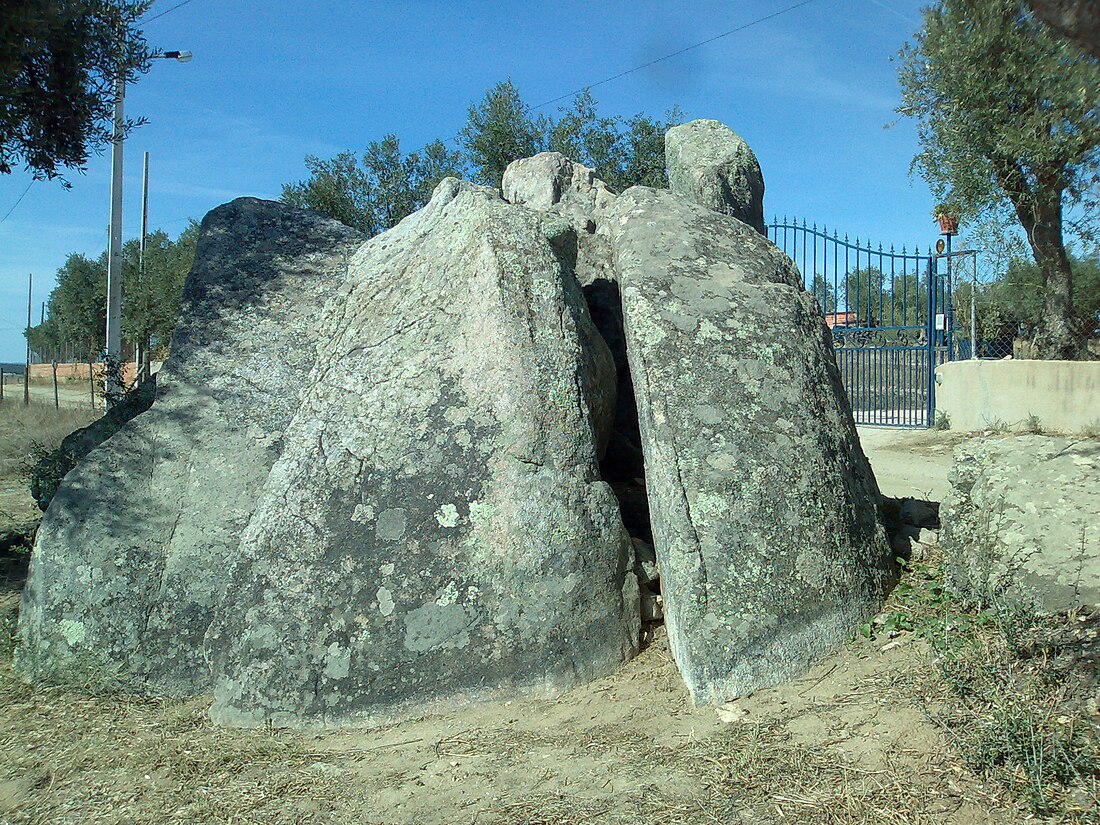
[104,49,192,406]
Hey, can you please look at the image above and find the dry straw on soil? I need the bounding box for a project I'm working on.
[1,406,1097,823]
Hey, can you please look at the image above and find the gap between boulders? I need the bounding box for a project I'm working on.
[579,272,663,643]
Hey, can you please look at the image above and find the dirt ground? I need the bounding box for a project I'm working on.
[0,378,99,412]
[0,579,1025,824]
[856,426,966,502]
[0,421,1084,824]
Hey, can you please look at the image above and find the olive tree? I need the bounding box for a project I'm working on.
[1,0,153,181]
[897,0,1100,358]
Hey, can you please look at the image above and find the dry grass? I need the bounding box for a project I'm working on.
[0,400,96,534]
[0,612,1033,825]
[0,401,95,484]
[880,552,1100,821]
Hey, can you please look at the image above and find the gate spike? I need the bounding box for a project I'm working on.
[878,242,883,252]
[813,222,817,232]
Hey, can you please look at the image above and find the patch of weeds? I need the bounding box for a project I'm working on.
[0,602,16,662]
[19,439,78,512]
[933,410,951,430]
[983,418,1010,433]
[966,685,1097,817]
[887,552,1100,817]
[1024,413,1044,434]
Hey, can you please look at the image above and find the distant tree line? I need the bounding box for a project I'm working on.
[809,256,1100,351]
[26,222,199,372]
[23,80,680,368]
[281,80,683,237]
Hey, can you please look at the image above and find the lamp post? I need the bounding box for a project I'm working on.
[104,49,192,407]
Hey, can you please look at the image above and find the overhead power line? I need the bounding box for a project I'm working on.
[142,0,198,25]
[0,182,33,226]
[427,0,823,152]
[533,0,821,110]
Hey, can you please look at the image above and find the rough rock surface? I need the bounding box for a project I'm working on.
[605,186,893,704]
[941,436,1100,612]
[206,179,637,726]
[503,153,645,487]
[665,119,766,234]
[16,198,364,694]
[502,152,616,219]
[30,374,157,511]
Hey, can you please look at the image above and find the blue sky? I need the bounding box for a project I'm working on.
[0,0,941,362]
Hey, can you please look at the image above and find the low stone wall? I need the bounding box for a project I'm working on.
[27,361,162,385]
[936,359,1100,433]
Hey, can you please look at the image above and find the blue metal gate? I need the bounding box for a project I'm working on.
[768,219,951,427]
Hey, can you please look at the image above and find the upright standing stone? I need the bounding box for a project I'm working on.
[207,179,637,726]
[16,199,364,694]
[665,119,766,234]
[605,186,893,704]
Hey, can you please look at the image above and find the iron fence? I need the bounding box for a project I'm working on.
[768,219,947,427]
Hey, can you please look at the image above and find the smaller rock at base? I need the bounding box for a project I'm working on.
[632,537,659,586]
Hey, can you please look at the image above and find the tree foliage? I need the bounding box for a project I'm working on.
[26,222,197,363]
[281,136,463,236]
[545,89,683,191]
[972,253,1100,333]
[0,0,154,181]
[897,0,1100,358]
[283,81,683,237]
[122,220,199,357]
[460,80,548,188]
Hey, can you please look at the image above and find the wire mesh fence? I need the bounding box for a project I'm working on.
[946,251,1100,361]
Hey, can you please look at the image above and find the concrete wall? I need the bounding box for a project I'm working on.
[936,360,1100,433]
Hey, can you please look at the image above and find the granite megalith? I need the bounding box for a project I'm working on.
[206,179,637,726]
[501,148,893,704]
[18,120,895,724]
[604,186,893,703]
[16,198,365,693]
[665,119,766,234]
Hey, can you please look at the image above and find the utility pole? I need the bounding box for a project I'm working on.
[138,150,150,383]
[24,273,32,405]
[104,72,125,406]
[103,50,191,407]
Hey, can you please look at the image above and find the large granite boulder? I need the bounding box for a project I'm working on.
[665,119,766,234]
[942,435,1100,612]
[29,374,157,512]
[605,186,893,704]
[16,199,364,693]
[503,154,648,526]
[206,179,637,726]
[18,122,894,724]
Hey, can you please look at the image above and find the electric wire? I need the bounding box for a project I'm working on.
[142,0,198,25]
[0,182,33,226]
[533,0,821,110]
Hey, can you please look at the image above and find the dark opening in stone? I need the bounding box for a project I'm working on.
[582,277,662,639]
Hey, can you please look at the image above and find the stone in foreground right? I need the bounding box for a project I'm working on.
[605,183,896,704]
